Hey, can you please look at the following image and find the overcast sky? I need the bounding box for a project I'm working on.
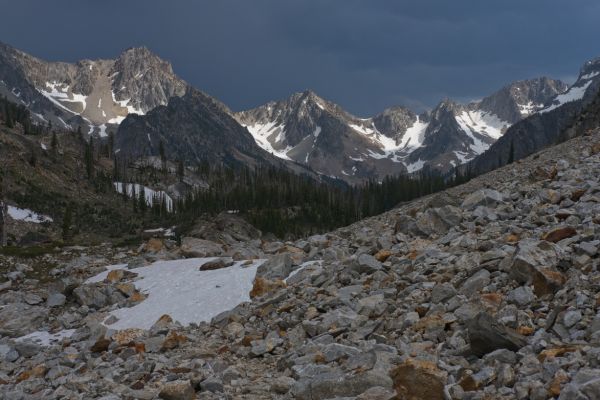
[1,0,599,115]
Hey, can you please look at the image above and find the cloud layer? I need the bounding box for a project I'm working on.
[1,0,598,114]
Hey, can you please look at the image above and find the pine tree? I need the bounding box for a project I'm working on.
[177,159,184,182]
[138,187,147,215]
[131,185,138,213]
[84,138,94,179]
[159,140,166,170]
[62,204,73,240]
[508,140,515,164]
[0,170,7,247]
[51,132,58,153]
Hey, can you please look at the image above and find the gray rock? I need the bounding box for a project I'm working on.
[354,254,382,274]
[14,341,42,358]
[506,286,536,306]
[431,283,457,303]
[180,237,223,258]
[467,312,527,357]
[357,294,386,317]
[291,371,393,400]
[257,253,293,280]
[73,284,108,309]
[46,293,67,307]
[559,368,600,400]
[158,380,195,400]
[200,376,224,393]
[459,269,491,297]
[0,344,19,362]
[270,376,296,394]
[461,189,504,210]
[563,310,582,328]
[0,303,46,337]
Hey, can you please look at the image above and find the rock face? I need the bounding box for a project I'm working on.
[0,41,186,135]
[115,88,275,167]
[2,111,600,399]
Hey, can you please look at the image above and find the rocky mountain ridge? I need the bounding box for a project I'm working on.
[0,42,186,137]
[236,78,567,182]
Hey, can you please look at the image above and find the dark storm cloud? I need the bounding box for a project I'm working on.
[1,0,598,115]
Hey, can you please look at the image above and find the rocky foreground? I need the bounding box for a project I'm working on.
[2,130,600,399]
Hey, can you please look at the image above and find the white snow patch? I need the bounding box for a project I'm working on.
[108,116,126,124]
[399,117,429,151]
[313,126,322,137]
[41,143,47,150]
[406,159,425,173]
[540,80,594,114]
[114,182,174,212]
[351,119,429,163]
[7,206,53,223]
[455,112,499,154]
[456,110,508,141]
[243,121,293,160]
[518,101,544,116]
[15,329,76,347]
[349,155,365,162]
[581,71,600,81]
[98,124,107,137]
[86,258,265,330]
[454,151,471,163]
[39,81,87,114]
[32,113,47,123]
[97,98,102,108]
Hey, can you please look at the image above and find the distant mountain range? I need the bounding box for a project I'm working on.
[235,78,566,181]
[1,41,598,183]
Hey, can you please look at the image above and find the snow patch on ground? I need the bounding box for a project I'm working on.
[98,124,108,137]
[39,81,87,114]
[113,182,174,212]
[349,155,365,162]
[7,206,53,223]
[350,119,430,165]
[456,110,508,141]
[540,80,593,114]
[455,112,498,154]
[518,101,544,116]
[15,329,76,347]
[406,159,425,173]
[580,71,600,81]
[243,120,293,160]
[399,117,429,151]
[108,116,126,124]
[87,258,265,330]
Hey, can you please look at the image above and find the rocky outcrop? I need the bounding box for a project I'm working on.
[1,121,600,400]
